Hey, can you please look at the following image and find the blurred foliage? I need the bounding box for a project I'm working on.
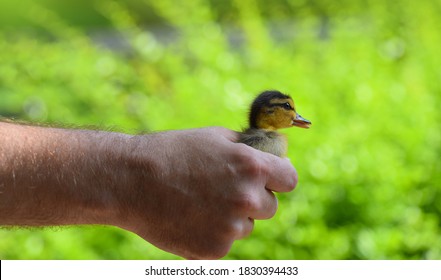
[1,0,441,260]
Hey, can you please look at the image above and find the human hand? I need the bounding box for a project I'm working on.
[115,127,298,259]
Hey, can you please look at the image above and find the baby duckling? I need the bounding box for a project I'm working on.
[239,90,311,157]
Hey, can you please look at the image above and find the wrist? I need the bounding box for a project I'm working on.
[72,130,137,227]
[108,133,161,230]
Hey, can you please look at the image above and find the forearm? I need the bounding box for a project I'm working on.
[0,122,132,227]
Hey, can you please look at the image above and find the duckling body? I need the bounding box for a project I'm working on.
[239,128,287,157]
[240,90,311,157]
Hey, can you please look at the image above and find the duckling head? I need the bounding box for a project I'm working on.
[249,90,311,130]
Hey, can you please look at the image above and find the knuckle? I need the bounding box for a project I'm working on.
[233,146,252,163]
[246,158,265,177]
[234,149,268,178]
[231,193,260,213]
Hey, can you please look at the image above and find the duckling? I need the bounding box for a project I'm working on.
[239,90,311,157]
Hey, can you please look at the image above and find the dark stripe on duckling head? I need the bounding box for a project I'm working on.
[268,102,294,110]
[249,90,292,129]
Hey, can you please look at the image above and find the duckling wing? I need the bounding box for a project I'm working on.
[239,129,287,157]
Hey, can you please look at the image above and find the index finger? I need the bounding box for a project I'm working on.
[261,154,298,193]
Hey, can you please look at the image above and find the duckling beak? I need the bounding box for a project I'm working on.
[292,113,311,128]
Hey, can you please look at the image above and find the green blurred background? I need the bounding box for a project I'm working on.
[1,0,441,259]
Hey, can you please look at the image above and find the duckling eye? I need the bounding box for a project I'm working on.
[282,102,292,110]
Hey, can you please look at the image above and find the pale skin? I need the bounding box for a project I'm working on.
[0,121,298,259]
